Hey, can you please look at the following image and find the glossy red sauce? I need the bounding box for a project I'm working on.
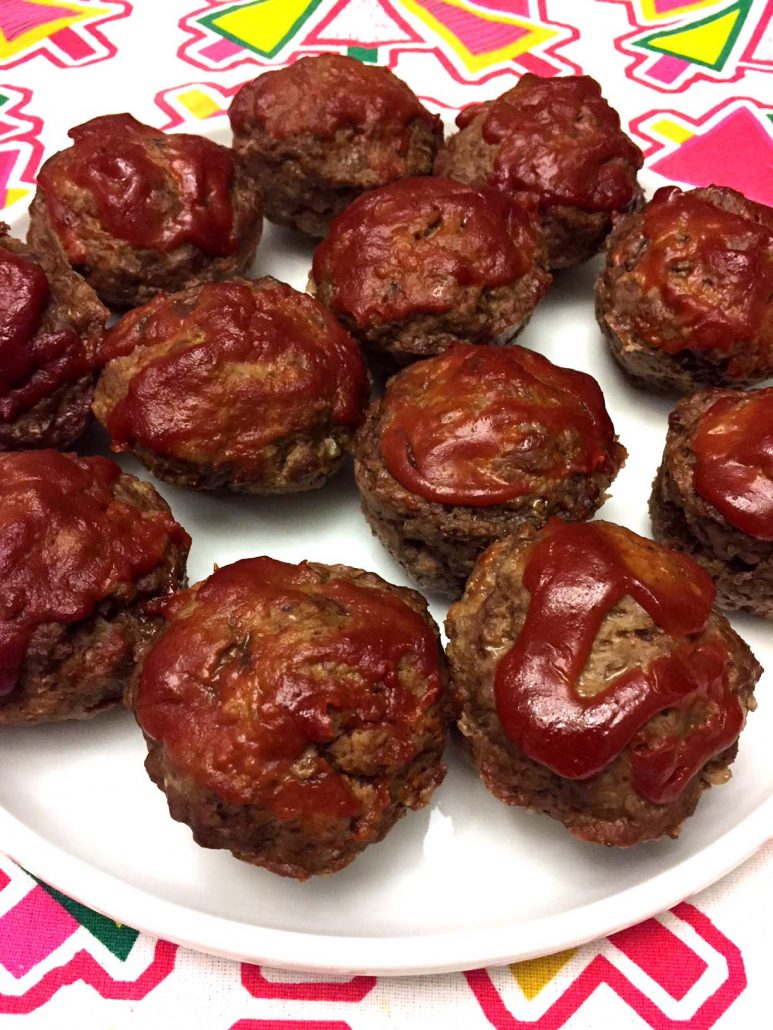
[0,450,189,697]
[99,281,368,469]
[634,188,773,370]
[692,390,773,541]
[480,75,642,212]
[38,114,238,258]
[312,177,541,327]
[494,521,743,804]
[379,345,619,507]
[0,246,91,420]
[136,557,444,819]
[230,53,440,165]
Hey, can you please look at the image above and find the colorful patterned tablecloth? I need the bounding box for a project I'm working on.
[0,1,772,1027]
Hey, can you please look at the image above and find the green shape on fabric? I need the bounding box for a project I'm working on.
[634,0,752,72]
[347,46,379,63]
[34,878,139,961]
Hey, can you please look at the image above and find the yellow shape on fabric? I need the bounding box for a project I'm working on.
[399,0,558,74]
[636,0,722,22]
[2,187,28,208]
[510,948,577,999]
[0,0,110,62]
[176,88,222,120]
[208,0,316,57]
[650,116,695,143]
[642,8,741,65]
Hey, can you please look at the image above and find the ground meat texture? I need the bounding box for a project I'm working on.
[0,223,106,450]
[228,53,443,237]
[434,74,643,270]
[650,388,773,618]
[128,556,448,879]
[354,344,626,597]
[0,450,189,724]
[446,520,761,846]
[596,185,773,394]
[311,177,550,369]
[92,277,369,494]
[27,114,263,309]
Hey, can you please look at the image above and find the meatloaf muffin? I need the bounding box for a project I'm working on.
[0,223,106,450]
[446,519,761,845]
[27,113,263,308]
[93,277,369,494]
[228,53,442,237]
[355,344,626,596]
[650,388,773,617]
[311,177,550,368]
[0,449,189,724]
[596,185,773,393]
[128,556,448,879]
[434,74,642,269]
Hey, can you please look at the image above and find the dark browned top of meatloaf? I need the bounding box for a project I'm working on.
[0,224,106,429]
[131,556,448,819]
[93,277,369,476]
[0,449,190,699]
[597,186,773,383]
[312,176,549,330]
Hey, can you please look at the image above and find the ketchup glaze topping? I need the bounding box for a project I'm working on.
[634,187,773,370]
[478,75,642,212]
[379,345,619,507]
[312,177,543,328]
[229,53,440,159]
[0,450,189,697]
[97,280,368,469]
[135,557,444,820]
[0,245,90,421]
[692,389,773,541]
[38,114,239,259]
[494,521,744,804]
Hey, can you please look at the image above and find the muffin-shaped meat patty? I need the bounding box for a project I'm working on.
[129,556,448,879]
[446,520,761,845]
[28,113,263,308]
[355,344,626,596]
[434,74,642,269]
[311,177,550,368]
[596,185,773,393]
[228,53,442,237]
[93,277,369,494]
[0,224,106,450]
[0,450,189,724]
[651,388,773,617]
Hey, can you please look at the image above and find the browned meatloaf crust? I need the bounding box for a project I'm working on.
[92,277,369,495]
[311,176,549,370]
[445,522,761,845]
[0,224,106,450]
[650,389,773,617]
[355,345,626,597]
[433,74,643,270]
[27,114,263,308]
[129,557,449,879]
[596,185,773,394]
[0,453,189,724]
[228,53,442,237]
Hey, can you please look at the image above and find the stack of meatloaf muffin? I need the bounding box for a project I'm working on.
[1,53,769,880]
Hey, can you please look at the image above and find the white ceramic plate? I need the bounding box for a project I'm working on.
[0,141,771,976]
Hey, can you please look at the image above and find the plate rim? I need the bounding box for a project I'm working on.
[0,794,770,975]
